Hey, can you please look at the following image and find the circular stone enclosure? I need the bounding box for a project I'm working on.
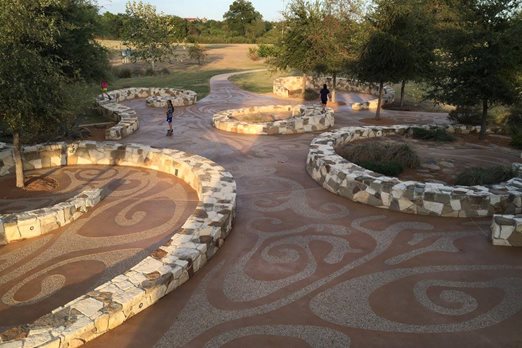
[307,125,522,218]
[0,141,236,347]
[146,89,198,107]
[212,104,334,135]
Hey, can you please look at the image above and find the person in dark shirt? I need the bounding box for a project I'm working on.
[320,84,330,112]
[166,100,174,136]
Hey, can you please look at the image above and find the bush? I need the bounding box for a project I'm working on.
[114,67,132,78]
[359,160,403,176]
[448,106,481,125]
[158,67,170,75]
[455,166,515,186]
[132,67,145,77]
[144,68,155,76]
[337,141,420,176]
[304,88,319,101]
[511,128,522,149]
[411,127,455,142]
[257,44,276,58]
[248,47,259,61]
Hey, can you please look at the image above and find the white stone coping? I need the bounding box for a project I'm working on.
[491,214,522,247]
[272,76,395,110]
[145,89,198,107]
[0,141,236,347]
[212,104,334,135]
[306,125,522,217]
[0,188,103,245]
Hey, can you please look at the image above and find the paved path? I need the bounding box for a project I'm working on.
[10,72,522,347]
[0,166,198,331]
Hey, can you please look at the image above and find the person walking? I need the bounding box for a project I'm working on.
[166,100,174,136]
[320,84,330,112]
[100,80,112,100]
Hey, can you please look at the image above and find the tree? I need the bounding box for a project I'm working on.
[357,31,413,119]
[427,0,522,139]
[188,43,207,65]
[0,0,108,188]
[223,0,263,37]
[367,0,437,107]
[122,1,176,71]
[269,0,363,97]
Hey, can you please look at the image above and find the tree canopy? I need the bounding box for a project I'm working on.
[223,0,263,37]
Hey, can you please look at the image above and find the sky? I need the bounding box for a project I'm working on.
[97,0,287,21]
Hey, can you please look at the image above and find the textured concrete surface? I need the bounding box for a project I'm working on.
[5,71,521,348]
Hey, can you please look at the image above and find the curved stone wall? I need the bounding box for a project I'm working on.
[306,125,522,218]
[212,105,334,135]
[491,214,522,246]
[0,141,236,347]
[0,188,103,245]
[97,87,197,141]
[145,89,197,107]
[273,76,395,110]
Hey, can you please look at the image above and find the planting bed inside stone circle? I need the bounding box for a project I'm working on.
[307,125,522,218]
[336,134,521,185]
[212,104,334,135]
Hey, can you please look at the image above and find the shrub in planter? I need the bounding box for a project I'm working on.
[359,160,403,176]
[448,106,481,125]
[455,166,515,186]
[412,127,455,142]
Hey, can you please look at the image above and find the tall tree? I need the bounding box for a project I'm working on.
[0,0,107,188]
[428,0,522,139]
[223,0,263,37]
[356,31,412,119]
[122,1,176,71]
[269,0,363,98]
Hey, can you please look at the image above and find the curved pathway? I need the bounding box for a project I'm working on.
[13,72,522,347]
[0,166,198,332]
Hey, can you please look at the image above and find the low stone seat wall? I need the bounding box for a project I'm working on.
[0,141,236,347]
[306,125,522,218]
[96,88,197,140]
[491,214,522,246]
[273,76,394,110]
[0,188,103,245]
[212,104,334,135]
[145,89,197,107]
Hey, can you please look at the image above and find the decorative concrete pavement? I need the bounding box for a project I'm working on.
[4,71,522,347]
[0,166,198,332]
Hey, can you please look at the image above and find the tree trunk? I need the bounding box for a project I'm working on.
[375,80,384,120]
[400,80,406,108]
[331,73,337,102]
[151,60,155,72]
[480,98,488,140]
[13,131,24,188]
[302,73,307,97]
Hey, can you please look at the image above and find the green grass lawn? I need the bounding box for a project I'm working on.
[111,69,239,99]
[229,70,291,94]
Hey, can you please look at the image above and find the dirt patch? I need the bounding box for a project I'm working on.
[337,134,521,185]
[24,176,58,192]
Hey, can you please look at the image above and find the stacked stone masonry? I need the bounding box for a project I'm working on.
[212,104,334,135]
[306,125,522,218]
[0,141,236,347]
[0,188,103,245]
[273,76,395,110]
[491,214,522,247]
[97,88,197,141]
[145,89,197,108]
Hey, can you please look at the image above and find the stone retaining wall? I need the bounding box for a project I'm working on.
[306,125,522,217]
[491,214,522,246]
[0,188,103,245]
[0,141,236,348]
[212,105,334,135]
[273,76,394,110]
[145,89,197,107]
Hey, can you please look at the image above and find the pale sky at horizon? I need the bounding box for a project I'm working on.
[97,0,287,21]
